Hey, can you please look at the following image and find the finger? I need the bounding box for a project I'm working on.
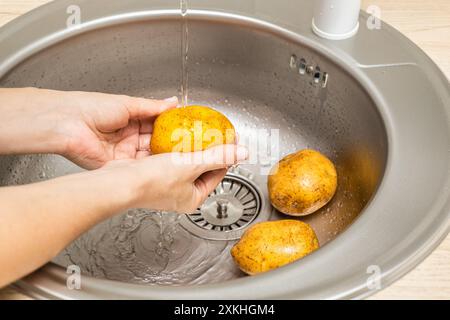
[138,134,151,151]
[188,144,248,176]
[139,119,154,134]
[194,169,228,205]
[136,150,151,159]
[126,96,178,119]
[114,136,139,160]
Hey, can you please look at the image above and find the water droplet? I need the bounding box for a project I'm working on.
[289,55,298,69]
[180,0,188,16]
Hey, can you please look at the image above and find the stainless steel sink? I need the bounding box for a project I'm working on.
[0,0,449,299]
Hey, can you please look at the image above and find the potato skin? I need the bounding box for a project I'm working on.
[268,149,337,216]
[231,220,319,275]
[150,105,235,154]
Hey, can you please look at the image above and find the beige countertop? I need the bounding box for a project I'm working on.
[0,0,449,300]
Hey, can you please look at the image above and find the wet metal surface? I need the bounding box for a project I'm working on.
[0,19,387,286]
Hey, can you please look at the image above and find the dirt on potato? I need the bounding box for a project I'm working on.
[231,220,319,275]
[268,149,337,216]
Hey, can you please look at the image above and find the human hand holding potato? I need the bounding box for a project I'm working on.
[58,91,179,169]
[0,88,181,169]
[101,143,248,213]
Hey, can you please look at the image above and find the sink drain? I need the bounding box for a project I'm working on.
[179,170,271,240]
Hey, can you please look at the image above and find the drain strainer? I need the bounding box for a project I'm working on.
[179,170,271,240]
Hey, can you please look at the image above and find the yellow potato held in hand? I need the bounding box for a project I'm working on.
[150,105,236,154]
[268,149,337,216]
[231,220,319,275]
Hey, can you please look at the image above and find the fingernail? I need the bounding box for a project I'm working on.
[236,145,249,161]
[164,96,178,104]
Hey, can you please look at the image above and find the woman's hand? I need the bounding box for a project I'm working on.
[103,144,249,213]
[0,87,250,213]
[59,91,179,169]
[0,87,178,169]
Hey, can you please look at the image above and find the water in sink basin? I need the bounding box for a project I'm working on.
[53,209,243,285]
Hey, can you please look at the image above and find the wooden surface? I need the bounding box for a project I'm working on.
[0,0,449,300]
[361,0,450,300]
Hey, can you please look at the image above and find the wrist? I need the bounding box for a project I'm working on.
[54,168,139,221]
[94,162,147,214]
[0,88,70,156]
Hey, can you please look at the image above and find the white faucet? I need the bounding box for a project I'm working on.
[312,0,361,40]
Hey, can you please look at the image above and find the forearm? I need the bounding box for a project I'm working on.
[0,169,136,287]
[0,87,68,155]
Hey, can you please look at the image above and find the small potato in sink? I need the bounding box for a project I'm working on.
[231,220,319,275]
[268,149,337,216]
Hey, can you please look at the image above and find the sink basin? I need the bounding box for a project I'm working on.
[0,0,449,299]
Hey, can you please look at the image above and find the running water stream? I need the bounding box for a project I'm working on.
[181,0,189,107]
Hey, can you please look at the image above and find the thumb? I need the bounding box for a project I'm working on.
[193,169,228,205]
[190,144,248,176]
[126,96,178,119]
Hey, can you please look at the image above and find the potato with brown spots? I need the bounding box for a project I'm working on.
[268,149,337,216]
[231,220,319,275]
[150,105,235,154]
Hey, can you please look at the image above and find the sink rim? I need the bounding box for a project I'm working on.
[0,0,449,299]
